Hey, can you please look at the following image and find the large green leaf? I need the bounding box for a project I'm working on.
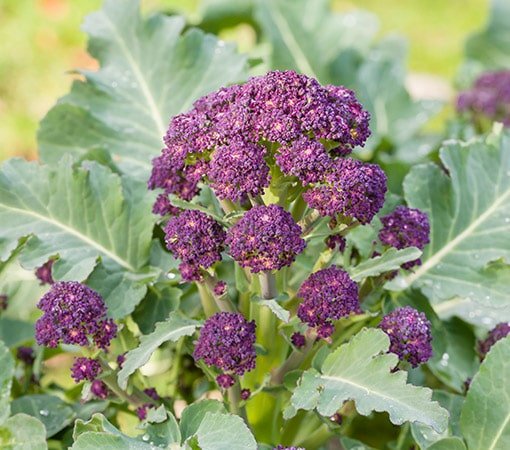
[0,340,14,424]
[0,158,156,317]
[0,414,47,450]
[194,412,257,450]
[387,130,510,324]
[117,312,199,389]
[11,395,75,438]
[38,0,247,180]
[289,328,448,432]
[460,336,510,450]
[180,400,227,441]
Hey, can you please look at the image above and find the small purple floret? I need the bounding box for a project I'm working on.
[303,158,387,224]
[379,206,430,269]
[213,280,227,296]
[16,346,35,365]
[325,234,346,252]
[227,204,305,273]
[91,380,109,399]
[216,374,235,389]
[297,266,360,337]
[194,312,256,376]
[164,210,226,281]
[35,282,117,349]
[291,332,306,349]
[478,322,510,360]
[241,388,251,400]
[0,294,7,311]
[152,194,181,216]
[379,306,432,367]
[35,260,54,285]
[71,357,102,383]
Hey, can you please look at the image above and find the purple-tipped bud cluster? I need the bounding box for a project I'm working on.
[117,353,126,368]
[325,234,346,252]
[297,266,361,338]
[152,194,181,217]
[240,388,251,400]
[303,158,387,224]
[291,332,306,349]
[379,306,432,367]
[216,374,235,389]
[71,357,102,382]
[194,312,256,377]
[91,380,109,399]
[35,260,54,285]
[478,322,510,360]
[457,70,510,127]
[379,206,430,269]
[16,346,35,365]
[213,280,227,296]
[136,388,162,420]
[35,282,117,349]
[164,210,226,281]
[149,70,371,211]
[0,294,7,311]
[227,205,305,273]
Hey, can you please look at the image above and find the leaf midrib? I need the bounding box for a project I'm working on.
[403,186,510,288]
[0,203,135,272]
[487,409,510,450]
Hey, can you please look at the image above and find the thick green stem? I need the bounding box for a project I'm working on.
[227,381,248,423]
[259,271,277,299]
[196,282,218,316]
[203,273,235,312]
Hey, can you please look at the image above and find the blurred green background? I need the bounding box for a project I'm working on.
[0,0,487,162]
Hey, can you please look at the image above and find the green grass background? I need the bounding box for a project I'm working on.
[0,0,488,162]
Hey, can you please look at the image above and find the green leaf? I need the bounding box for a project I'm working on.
[194,412,257,450]
[411,391,464,449]
[0,414,47,450]
[387,130,510,323]
[340,437,377,450]
[38,0,247,180]
[465,0,510,71]
[0,158,155,317]
[289,328,448,432]
[460,336,510,450]
[255,299,290,323]
[0,340,14,424]
[0,319,34,348]
[427,437,466,450]
[140,408,181,446]
[180,400,227,441]
[10,395,75,438]
[117,312,199,389]
[132,285,182,334]
[349,247,422,282]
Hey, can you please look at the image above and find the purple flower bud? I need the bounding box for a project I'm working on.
[152,194,181,216]
[91,380,109,399]
[35,260,54,285]
[213,280,227,296]
[227,205,305,272]
[136,405,150,420]
[143,388,160,401]
[71,357,102,383]
[164,210,226,281]
[216,374,235,389]
[291,332,306,349]
[456,70,510,127]
[208,139,270,202]
[325,234,346,252]
[330,412,343,424]
[478,322,510,360]
[297,266,360,333]
[194,312,256,377]
[275,136,332,185]
[379,306,432,367]
[35,282,117,349]
[379,206,430,269]
[0,294,7,311]
[117,353,126,368]
[240,388,251,400]
[16,346,35,365]
[303,158,387,224]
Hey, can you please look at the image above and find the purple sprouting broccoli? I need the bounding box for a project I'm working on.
[291,332,306,349]
[71,357,102,382]
[91,380,109,399]
[148,70,371,212]
[152,193,181,217]
[478,322,510,360]
[216,374,235,389]
[35,281,117,350]
[297,266,361,338]
[303,158,387,224]
[240,388,251,400]
[378,206,430,269]
[135,388,162,420]
[325,234,346,252]
[379,306,432,367]
[164,209,226,281]
[208,138,270,202]
[194,312,256,383]
[0,294,7,312]
[227,204,306,273]
[213,280,227,296]
[35,259,54,285]
[457,70,510,128]
[16,346,35,365]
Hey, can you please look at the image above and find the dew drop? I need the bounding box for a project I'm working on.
[440,353,449,367]
[111,81,118,88]
[39,409,49,417]
[167,272,176,279]
[142,434,150,442]
[505,218,510,223]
